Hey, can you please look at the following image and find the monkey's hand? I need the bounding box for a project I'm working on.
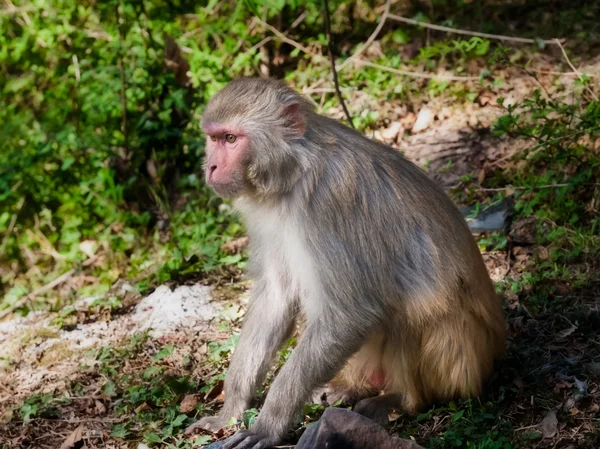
[184,414,234,436]
[219,429,281,449]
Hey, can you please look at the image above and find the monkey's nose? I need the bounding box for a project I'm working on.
[208,165,217,179]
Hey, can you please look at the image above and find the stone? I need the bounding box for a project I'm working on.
[295,408,424,449]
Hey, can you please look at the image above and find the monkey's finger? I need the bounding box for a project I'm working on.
[233,436,261,449]
[184,418,220,435]
[183,422,203,436]
[249,439,278,449]
[221,431,253,449]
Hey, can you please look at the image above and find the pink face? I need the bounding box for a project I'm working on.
[203,123,250,198]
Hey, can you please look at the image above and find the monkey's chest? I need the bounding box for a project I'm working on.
[259,225,322,319]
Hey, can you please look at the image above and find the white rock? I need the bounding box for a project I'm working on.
[381,121,403,141]
[132,285,220,337]
[412,107,435,133]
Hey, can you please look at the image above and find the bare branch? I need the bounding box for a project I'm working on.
[255,17,316,57]
[323,0,354,128]
[554,38,599,101]
[388,14,562,45]
[337,0,392,72]
[352,59,480,81]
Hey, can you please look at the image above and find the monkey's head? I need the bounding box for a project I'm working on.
[201,78,314,199]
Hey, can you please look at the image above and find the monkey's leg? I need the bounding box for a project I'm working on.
[220,316,371,449]
[313,333,385,406]
[185,277,296,436]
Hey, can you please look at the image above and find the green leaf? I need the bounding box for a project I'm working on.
[61,157,75,171]
[143,365,163,379]
[111,424,129,438]
[452,409,465,421]
[103,380,117,396]
[194,436,212,446]
[172,414,188,427]
[153,345,174,362]
[144,432,163,443]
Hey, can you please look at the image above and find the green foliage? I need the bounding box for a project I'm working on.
[492,90,600,228]
[0,0,273,314]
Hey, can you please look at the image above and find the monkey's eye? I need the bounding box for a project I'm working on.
[225,134,237,144]
[209,135,217,142]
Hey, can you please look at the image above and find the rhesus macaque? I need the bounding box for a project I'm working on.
[185,78,506,449]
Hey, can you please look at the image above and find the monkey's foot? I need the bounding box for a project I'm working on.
[219,430,280,449]
[312,384,368,406]
[184,414,231,436]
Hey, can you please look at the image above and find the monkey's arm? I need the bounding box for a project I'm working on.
[185,275,296,435]
[220,310,372,449]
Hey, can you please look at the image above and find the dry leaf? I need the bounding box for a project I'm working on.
[94,400,106,415]
[513,376,525,390]
[563,398,576,411]
[135,402,151,413]
[506,291,520,310]
[539,410,558,439]
[220,237,249,254]
[60,424,85,449]
[536,246,549,261]
[557,324,577,340]
[78,240,97,258]
[180,394,199,414]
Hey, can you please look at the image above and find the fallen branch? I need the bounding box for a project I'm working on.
[477,182,600,192]
[307,0,391,94]
[388,14,562,45]
[255,17,317,58]
[0,256,97,320]
[554,38,599,101]
[0,197,24,254]
[352,59,480,81]
[337,0,392,72]
[246,36,273,54]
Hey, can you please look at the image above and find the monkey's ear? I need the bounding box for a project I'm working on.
[282,103,306,139]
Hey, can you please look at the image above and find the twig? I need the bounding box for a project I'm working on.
[0,269,74,319]
[0,197,24,254]
[288,10,307,30]
[388,14,562,45]
[71,54,80,82]
[116,4,129,150]
[0,256,97,319]
[478,183,600,192]
[323,0,353,128]
[306,0,391,94]
[352,59,480,81]
[336,0,392,72]
[303,87,351,94]
[13,417,126,424]
[536,69,598,78]
[246,36,273,54]
[554,38,599,101]
[255,17,316,57]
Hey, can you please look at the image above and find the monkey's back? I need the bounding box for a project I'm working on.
[299,115,503,330]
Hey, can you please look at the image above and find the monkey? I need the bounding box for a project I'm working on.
[184,78,506,449]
